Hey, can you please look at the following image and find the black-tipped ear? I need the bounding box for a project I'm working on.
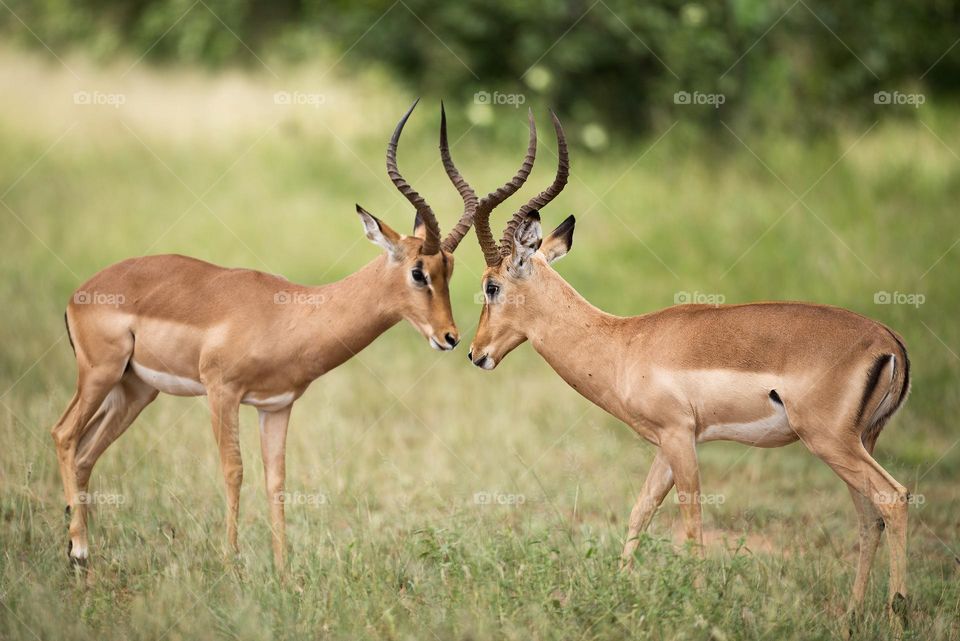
[540,214,575,264]
[412,211,427,239]
[515,211,543,252]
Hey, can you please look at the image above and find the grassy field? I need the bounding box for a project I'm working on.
[1,47,959,640]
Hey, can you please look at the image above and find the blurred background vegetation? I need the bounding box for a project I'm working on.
[3,0,959,135]
[1,2,959,640]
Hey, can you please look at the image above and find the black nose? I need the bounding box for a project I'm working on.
[445,333,459,348]
[467,350,473,361]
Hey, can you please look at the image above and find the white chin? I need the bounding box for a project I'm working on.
[429,337,443,351]
[481,357,496,370]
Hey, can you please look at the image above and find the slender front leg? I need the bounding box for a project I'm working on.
[621,449,674,568]
[208,385,244,557]
[660,432,704,556]
[258,405,291,572]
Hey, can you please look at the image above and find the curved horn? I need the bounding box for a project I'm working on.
[439,102,479,253]
[474,109,538,267]
[387,99,441,254]
[500,110,568,258]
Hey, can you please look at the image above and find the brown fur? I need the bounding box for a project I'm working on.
[53,225,460,571]
[470,221,911,619]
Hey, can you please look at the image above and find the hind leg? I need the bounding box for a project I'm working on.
[51,330,132,563]
[847,434,884,612]
[52,392,80,507]
[69,371,158,558]
[76,370,158,486]
[52,364,126,563]
[802,431,908,616]
[847,484,884,610]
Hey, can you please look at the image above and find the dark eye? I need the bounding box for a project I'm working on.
[411,268,427,285]
[485,282,500,301]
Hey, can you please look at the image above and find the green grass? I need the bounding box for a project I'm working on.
[1,48,959,640]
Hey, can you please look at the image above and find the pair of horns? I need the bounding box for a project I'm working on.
[458,110,569,267]
[386,99,475,255]
[386,101,569,263]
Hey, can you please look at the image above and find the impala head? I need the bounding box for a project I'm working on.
[465,111,573,369]
[356,100,478,351]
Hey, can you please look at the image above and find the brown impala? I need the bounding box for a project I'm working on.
[51,102,521,570]
[464,113,911,618]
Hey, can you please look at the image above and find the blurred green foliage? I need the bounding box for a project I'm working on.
[3,0,959,134]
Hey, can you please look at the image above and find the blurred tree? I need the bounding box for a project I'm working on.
[2,0,958,135]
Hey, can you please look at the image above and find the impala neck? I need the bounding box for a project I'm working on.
[523,267,629,413]
[300,255,403,376]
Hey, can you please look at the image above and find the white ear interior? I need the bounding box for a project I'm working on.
[510,216,542,276]
[356,207,398,256]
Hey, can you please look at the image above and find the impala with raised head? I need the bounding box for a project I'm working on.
[52,102,478,570]
[465,112,911,619]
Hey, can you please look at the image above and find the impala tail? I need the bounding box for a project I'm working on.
[861,330,911,445]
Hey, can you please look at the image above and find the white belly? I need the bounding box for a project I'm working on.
[698,395,797,447]
[130,360,205,396]
[130,360,295,410]
[241,391,296,411]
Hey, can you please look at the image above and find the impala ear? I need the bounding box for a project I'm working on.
[356,204,402,257]
[509,211,542,278]
[412,212,427,239]
[540,215,575,264]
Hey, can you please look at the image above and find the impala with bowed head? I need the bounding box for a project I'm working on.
[52,101,475,571]
[466,112,912,622]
